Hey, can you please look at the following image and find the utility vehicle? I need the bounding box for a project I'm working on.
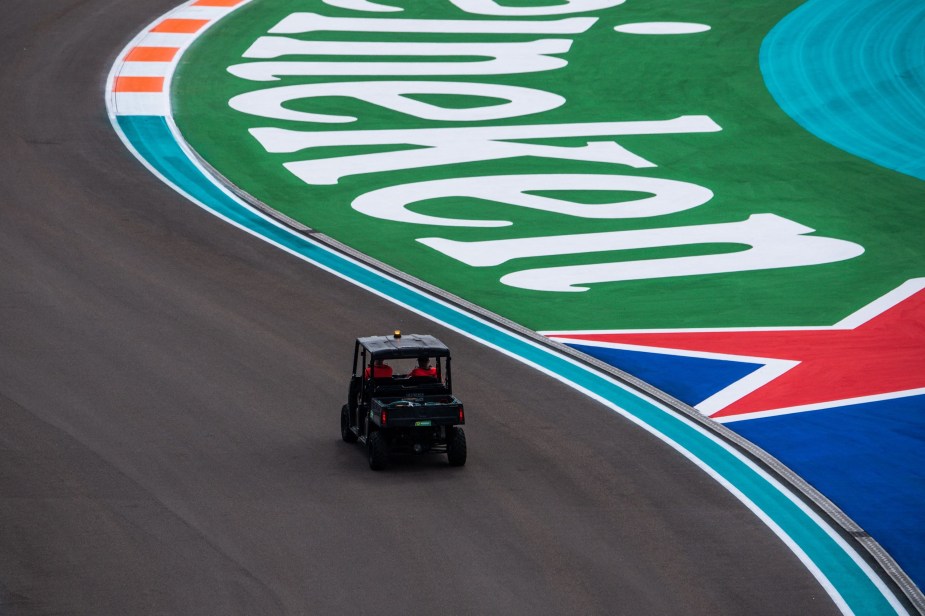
[341,332,466,470]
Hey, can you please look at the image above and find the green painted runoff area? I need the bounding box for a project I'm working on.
[173,0,925,333]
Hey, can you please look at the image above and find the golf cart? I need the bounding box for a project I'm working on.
[341,332,466,470]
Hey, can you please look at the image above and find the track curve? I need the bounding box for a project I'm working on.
[0,0,853,613]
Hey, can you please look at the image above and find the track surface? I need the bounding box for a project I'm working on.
[0,1,842,614]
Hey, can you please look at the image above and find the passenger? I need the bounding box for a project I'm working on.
[409,357,437,378]
[364,359,393,378]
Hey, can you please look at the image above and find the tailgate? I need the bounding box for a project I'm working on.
[371,395,463,427]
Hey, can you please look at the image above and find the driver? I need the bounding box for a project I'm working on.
[365,358,393,378]
[409,357,437,378]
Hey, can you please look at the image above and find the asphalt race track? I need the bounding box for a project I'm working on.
[0,1,850,614]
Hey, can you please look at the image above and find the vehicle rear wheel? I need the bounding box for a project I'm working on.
[368,431,389,470]
[446,427,467,467]
[341,405,357,443]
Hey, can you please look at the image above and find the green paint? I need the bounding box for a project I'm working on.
[173,0,925,332]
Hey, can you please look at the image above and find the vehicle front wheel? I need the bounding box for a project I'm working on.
[341,405,357,443]
[446,427,467,467]
[368,431,389,470]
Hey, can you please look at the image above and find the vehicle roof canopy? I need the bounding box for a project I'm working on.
[357,334,450,359]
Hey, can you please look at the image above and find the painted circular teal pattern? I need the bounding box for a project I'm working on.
[761,0,925,181]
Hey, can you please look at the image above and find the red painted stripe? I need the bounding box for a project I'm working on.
[151,18,209,33]
[114,76,165,93]
[124,47,179,62]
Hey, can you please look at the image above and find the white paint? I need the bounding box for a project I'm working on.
[545,335,798,417]
[418,214,865,291]
[545,279,925,335]
[252,116,720,151]
[541,325,831,335]
[112,92,169,116]
[116,62,173,78]
[450,0,623,16]
[285,141,652,185]
[352,174,713,226]
[717,388,925,423]
[136,32,195,47]
[614,22,711,35]
[229,81,564,123]
[836,278,925,328]
[250,116,721,184]
[698,279,925,416]
[229,38,573,80]
[270,12,595,34]
[694,361,798,416]
[322,0,402,12]
[548,278,925,420]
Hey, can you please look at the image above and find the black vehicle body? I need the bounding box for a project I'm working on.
[341,333,467,470]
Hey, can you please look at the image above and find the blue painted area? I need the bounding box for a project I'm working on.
[566,343,760,406]
[121,117,238,210]
[733,394,925,587]
[113,113,903,614]
[760,0,925,181]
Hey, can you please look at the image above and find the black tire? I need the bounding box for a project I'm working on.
[368,431,389,470]
[341,405,357,443]
[446,427,467,467]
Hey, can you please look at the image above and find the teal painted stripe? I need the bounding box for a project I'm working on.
[117,114,902,615]
[760,0,925,181]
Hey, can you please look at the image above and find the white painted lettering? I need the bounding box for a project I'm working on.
[449,0,624,16]
[228,38,573,81]
[250,116,720,183]
[322,0,401,12]
[221,7,864,289]
[418,214,865,291]
[352,174,713,226]
[270,12,595,34]
[252,116,720,151]
[228,81,564,123]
